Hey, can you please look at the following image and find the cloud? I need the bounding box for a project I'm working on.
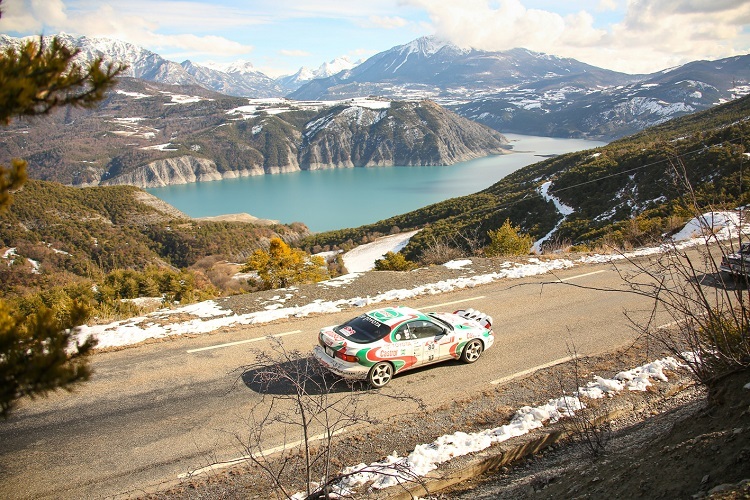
[403,0,750,73]
[0,0,255,58]
[0,0,67,32]
[597,0,619,11]
[361,15,409,29]
[280,49,312,57]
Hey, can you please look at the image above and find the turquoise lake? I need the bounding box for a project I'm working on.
[146,134,606,232]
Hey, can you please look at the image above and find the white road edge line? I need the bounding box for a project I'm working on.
[490,356,574,386]
[178,428,347,478]
[422,296,486,309]
[558,269,607,282]
[186,330,303,353]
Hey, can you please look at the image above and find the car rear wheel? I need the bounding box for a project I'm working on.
[461,339,483,363]
[367,362,394,388]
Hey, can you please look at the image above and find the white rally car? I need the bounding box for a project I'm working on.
[313,305,494,387]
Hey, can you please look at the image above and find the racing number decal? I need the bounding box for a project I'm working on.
[425,341,436,362]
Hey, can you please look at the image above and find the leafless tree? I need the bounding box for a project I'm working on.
[554,343,612,458]
[237,338,426,499]
[613,156,750,389]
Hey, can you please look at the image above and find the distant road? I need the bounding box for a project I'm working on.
[0,258,673,499]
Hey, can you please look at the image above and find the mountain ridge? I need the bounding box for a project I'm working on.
[2,33,747,139]
[0,78,509,188]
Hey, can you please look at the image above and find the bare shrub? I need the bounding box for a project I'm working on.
[554,345,612,458]
[236,338,426,498]
[190,257,254,295]
[615,157,750,388]
[419,239,465,265]
[540,236,573,255]
[618,222,750,387]
[419,229,483,265]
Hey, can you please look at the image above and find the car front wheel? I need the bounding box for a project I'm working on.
[367,362,394,388]
[461,339,483,363]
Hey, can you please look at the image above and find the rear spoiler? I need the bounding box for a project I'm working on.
[454,308,493,330]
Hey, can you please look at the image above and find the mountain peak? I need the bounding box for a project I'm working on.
[399,35,467,57]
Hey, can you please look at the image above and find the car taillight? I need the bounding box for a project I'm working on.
[335,351,358,363]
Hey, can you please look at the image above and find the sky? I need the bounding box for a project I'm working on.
[1,0,748,79]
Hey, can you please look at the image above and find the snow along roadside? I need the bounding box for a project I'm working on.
[76,211,747,350]
[295,355,691,497]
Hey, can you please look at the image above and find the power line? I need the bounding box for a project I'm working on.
[467,137,745,220]
[549,138,743,197]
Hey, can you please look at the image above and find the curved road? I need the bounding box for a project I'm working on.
[0,259,672,499]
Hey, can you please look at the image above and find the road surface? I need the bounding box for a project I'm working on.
[0,260,675,499]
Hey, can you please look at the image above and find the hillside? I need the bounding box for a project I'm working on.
[301,94,750,260]
[0,180,308,301]
[0,78,509,188]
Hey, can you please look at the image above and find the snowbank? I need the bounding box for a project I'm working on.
[342,230,419,272]
[77,211,749,350]
[325,355,687,495]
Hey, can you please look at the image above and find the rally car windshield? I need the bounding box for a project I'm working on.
[334,315,391,344]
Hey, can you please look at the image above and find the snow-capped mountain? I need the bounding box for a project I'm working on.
[453,53,750,139]
[0,33,201,86]
[0,34,285,97]
[2,33,747,139]
[277,57,359,93]
[180,60,283,98]
[289,35,637,101]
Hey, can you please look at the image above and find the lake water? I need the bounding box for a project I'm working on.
[146,134,606,232]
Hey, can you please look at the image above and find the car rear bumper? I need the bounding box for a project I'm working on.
[312,345,369,380]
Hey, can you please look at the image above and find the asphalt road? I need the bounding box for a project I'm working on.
[0,259,676,499]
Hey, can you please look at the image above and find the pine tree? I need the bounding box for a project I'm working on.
[374,251,418,271]
[485,219,533,257]
[0,1,125,417]
[242,237,329,289]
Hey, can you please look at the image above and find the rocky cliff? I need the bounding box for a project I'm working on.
[0,74,509,189]
[95,98,509,188]
[102,156,265,188]
[300,101,509,169]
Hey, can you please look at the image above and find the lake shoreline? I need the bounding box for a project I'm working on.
[147,134,606,232]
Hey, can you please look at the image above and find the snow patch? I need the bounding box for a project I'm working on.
[116,89,151,99]
[534,181,574,252]
[671,212,739,241]
[327,355,687,495]
[444,259,472,269]
[342,231,419,272]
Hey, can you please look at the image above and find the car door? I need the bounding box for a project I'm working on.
[392,322,421,366]
[409,320,448,365]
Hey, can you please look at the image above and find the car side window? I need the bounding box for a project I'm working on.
[410,320,444,339]
[394,323,413,341]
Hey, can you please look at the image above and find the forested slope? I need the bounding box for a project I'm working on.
[0,180,308,301]
[302,94,750,259]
